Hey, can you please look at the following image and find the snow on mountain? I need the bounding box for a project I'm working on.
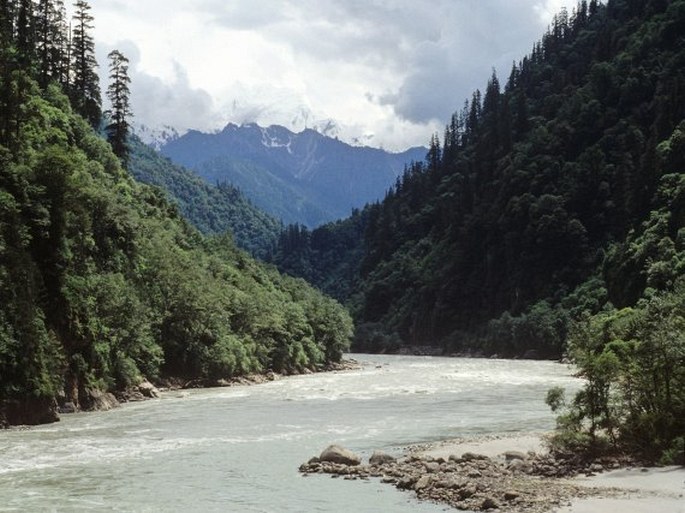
[158,122,428,227]
[134,123,185,151]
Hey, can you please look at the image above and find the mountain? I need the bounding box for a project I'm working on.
[159,123,427,227]
[272,0,685,357]
[134,123,182,150]
[268,0,685,462]
[128,135,281,258]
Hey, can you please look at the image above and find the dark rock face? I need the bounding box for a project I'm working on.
[1,397,60,426]
[81,388,119,412]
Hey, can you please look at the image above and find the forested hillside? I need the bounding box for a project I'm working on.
[161,123,426,227]
[128,136,281,258]
[270,0,685,461]
[0,1,351,426]
[274,0,684,356]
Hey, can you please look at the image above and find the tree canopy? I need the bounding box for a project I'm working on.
[0,1,352,426]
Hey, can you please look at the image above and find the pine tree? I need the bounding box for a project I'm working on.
[35,0,67,87]
[0,1,16,45]
[105,49,132,166]
[70,0,100,127]
[15,0,33,63]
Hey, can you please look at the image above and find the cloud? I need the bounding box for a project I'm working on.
[97,40,219,132]
[89,0,578,150]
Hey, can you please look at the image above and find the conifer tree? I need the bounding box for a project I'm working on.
[35,0,67,87]
[70,0,100,127]
[15,0,33,63]
[105,49,132,166]
[0,1,16,45]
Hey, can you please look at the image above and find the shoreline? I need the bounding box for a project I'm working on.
[299,432,685,512]
[3,358,361,429]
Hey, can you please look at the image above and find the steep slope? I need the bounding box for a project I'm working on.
[0,82,352,426]
[273,0,685,357]
[160,123,426,226]
[128,136,281,257]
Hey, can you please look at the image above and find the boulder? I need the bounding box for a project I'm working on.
[503,450,527,461]
[1,397,59,426]
[504,491,521,501]
[320,445,362,466]
[138,380,161,398]
[369,450,396,466]
[425,462,441,473]
[58,402,77,414]
[482,497,500,510]
[414,475,432,491]
[84,388,119,411]
[461,452,489,461]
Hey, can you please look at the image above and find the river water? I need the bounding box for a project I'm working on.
[0,355,580,512]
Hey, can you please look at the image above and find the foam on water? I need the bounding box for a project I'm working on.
[0,355,581,512]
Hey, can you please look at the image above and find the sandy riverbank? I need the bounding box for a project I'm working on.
[300,432,683,512]
[414,434,685,512]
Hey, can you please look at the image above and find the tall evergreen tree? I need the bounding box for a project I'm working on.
[105,49,132,166]
[35,0,67,87]
[0,1,16,45]
[15,0,32,63]
[70,0,100,127]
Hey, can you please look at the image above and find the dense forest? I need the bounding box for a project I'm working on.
[128,136,282,258]
[273,0,684,355]
[0,0,352,426]
[270,0,685,461]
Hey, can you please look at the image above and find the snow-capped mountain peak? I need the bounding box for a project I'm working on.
[134,123,184,150]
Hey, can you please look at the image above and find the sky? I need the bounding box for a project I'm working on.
[87,0,578,151]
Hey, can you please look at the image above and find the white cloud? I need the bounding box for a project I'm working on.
[90,0,577,151]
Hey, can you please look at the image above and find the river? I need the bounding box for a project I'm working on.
[0,355,580,512]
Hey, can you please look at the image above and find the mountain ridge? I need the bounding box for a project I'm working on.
[159,122,427,226]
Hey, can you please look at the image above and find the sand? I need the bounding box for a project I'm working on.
[416,433,685,513]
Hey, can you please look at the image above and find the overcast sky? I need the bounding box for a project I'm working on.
[88,0,577,151]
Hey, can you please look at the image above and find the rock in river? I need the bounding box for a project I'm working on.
[320,445,362,466]
[370,450,397,466]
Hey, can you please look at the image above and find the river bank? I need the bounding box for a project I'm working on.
[2,359,360,428]
[299,433,685,512]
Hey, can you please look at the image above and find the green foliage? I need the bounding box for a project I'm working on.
[551,282,685,461]
[0,70,351,422]
[128,136,281,258]
[274,0,685,362]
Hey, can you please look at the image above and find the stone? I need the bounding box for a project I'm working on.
[462,452,489,461]
[504,491,521,501]
[369,450,396,466]
[83,388,119,411]
[508,459,532,473]
[2,397,59,426]
[58,402,77,414]
[414,475,432,491]
[482,497,500,510]
[138,380,161,398]
[425,462,441,473]
[457,485,477,500]
[504,450,527,461]
[397,476,416,490]
[467,469,482,478]
[320,445,362,466]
